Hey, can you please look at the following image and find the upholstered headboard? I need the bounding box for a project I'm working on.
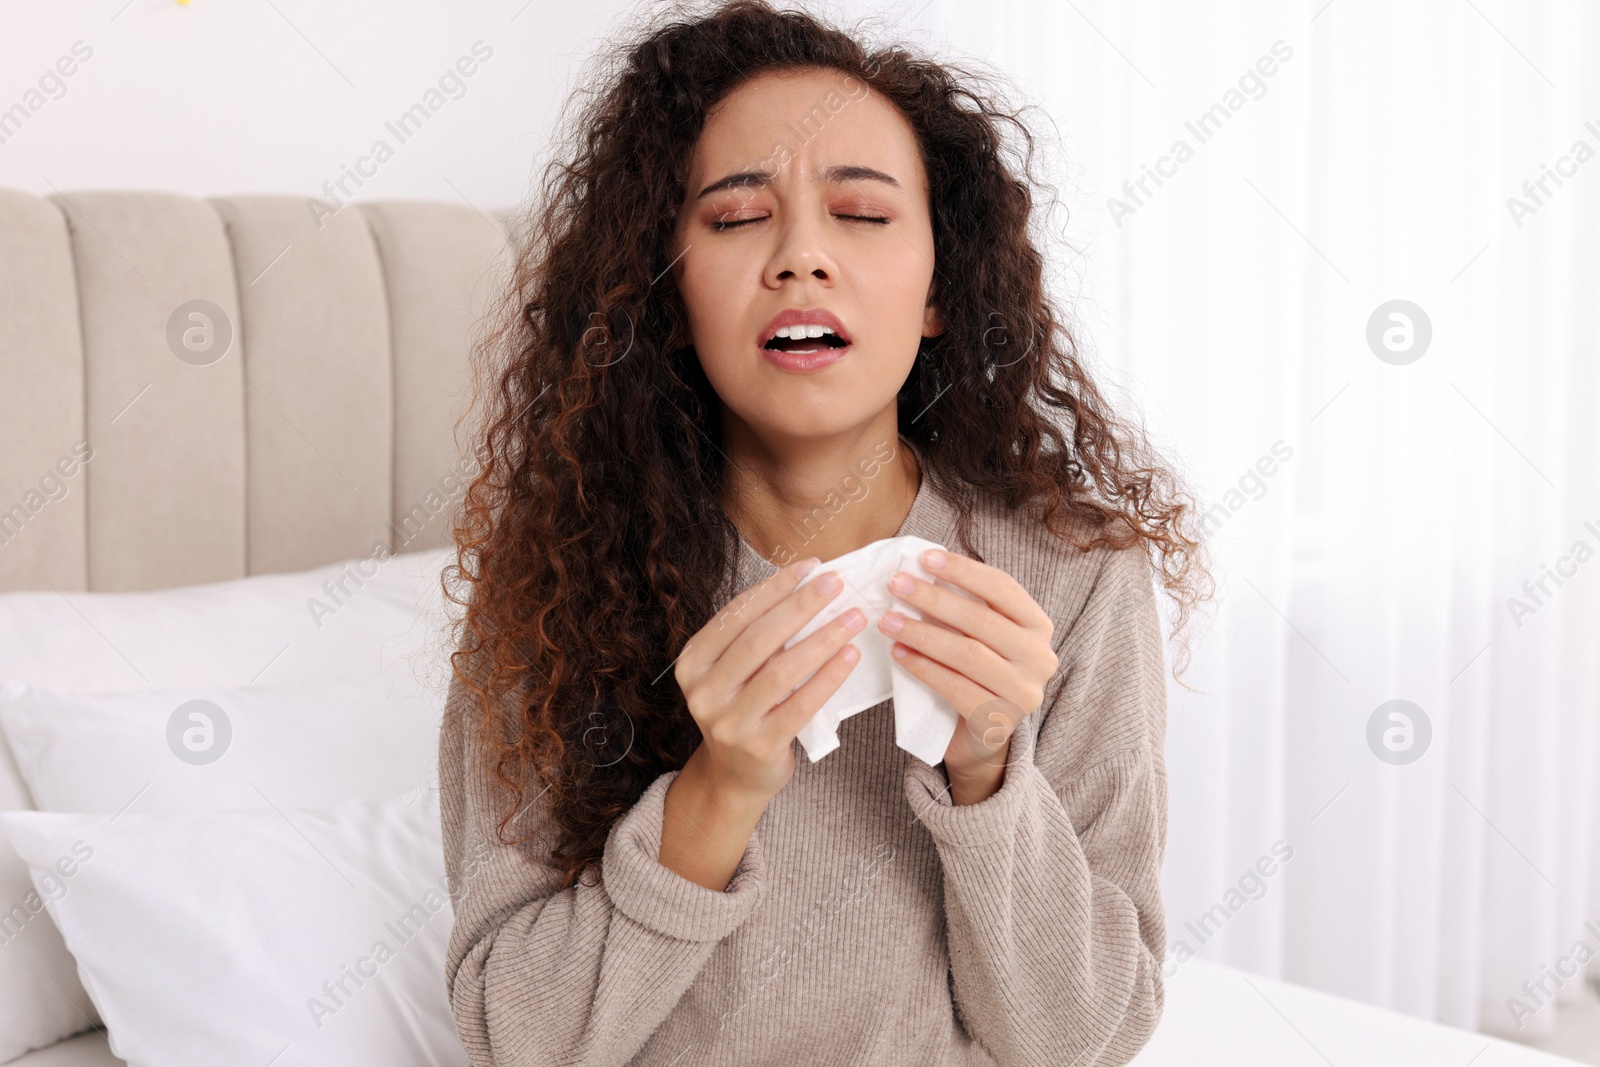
[0,190,514,594]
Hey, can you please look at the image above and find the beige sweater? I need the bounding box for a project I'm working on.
[439,469,1170,1066]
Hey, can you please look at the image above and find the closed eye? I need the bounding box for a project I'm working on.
[711,214,891,231]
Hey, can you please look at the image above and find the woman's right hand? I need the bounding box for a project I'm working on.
[673,556,866,802]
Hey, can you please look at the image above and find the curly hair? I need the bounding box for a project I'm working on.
[443,0,1213,891]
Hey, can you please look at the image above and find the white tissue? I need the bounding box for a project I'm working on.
[778,534,983,765]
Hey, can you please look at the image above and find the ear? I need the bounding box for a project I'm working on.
[922,283,944,338]
[670,321,693,352]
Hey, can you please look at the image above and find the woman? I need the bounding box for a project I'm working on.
[439,2,1210,1064]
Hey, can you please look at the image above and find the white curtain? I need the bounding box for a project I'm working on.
[836,0,1600,1038]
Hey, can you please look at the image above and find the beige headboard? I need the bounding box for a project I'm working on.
[0,189,515,594]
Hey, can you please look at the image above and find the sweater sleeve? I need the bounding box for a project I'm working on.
[439,664,769,1066]
[900,543,1169,1067]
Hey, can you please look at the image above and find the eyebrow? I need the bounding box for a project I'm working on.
[694,164,902,200]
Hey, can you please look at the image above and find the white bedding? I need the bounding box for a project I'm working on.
[1131,959,1583,1066]
[0,545,458,1062]
[2,793,460,1067]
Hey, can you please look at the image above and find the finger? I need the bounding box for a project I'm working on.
[889,643,1001,720]
[890,571,1035,662]
[766,633,864,738]
[883,613,1018,700]
[740,605,866,718]
[707,568,850,697]
[915,550,1052,634]
[892,631,1047,720]
[684,556,818,681]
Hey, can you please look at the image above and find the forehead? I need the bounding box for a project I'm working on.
[687,67,925,191]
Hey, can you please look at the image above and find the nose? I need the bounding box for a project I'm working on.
[762,206,838,289]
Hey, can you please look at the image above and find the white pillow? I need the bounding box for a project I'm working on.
[0,672,443,817]
[0,791,464,1066]
[0,544,458,1063]
[0,544,457,695]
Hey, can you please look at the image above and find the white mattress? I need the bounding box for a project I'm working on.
[1131,959,1582,1065]
[14,961,1583,1066]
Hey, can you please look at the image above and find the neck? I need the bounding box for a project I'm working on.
[720,426,921,566]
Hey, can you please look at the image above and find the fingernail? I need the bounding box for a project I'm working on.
[819,571,843,594]
[881,611,904,634]
[924,549,947,570]
[891,643,908,660]
[889,572,914,596]
[796,557,820,579]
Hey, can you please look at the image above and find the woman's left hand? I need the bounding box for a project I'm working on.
[879,548,1059,798]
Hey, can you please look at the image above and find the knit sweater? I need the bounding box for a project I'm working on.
[439,465,1170,1066]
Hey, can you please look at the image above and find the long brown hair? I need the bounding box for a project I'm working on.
[444,0,1212,890]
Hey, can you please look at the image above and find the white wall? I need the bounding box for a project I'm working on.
[0,0,654,213]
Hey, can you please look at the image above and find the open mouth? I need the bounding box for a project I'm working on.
[762,332,851,354]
